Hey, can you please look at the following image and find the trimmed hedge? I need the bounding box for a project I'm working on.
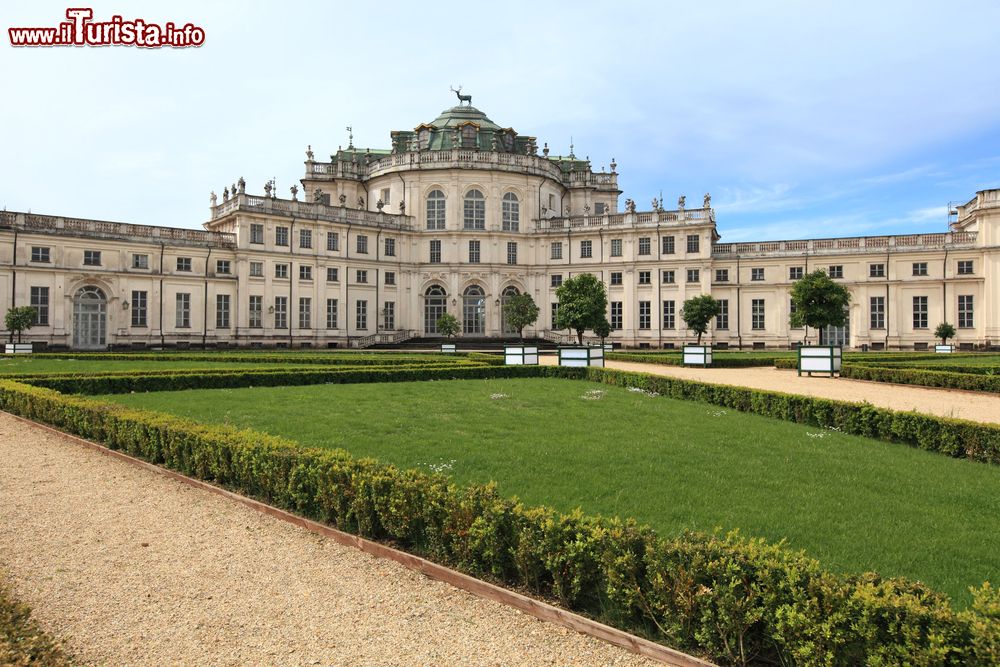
[0,378,997,665]
[10,352,458,366]
[843,364,1000,393]
[606,352,785,368]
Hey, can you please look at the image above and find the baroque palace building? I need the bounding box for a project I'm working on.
[1,97,998,350]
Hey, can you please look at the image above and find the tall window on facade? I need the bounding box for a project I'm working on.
[468,240,481,263]
[383,301,395,330]
[662,236,675,254]
[327,231,339,251]
[662,300,675,329]
[506,242,517,265]
[463,285,485,334]
[687,235,700,253]
[176,293,191,328]
[356,235,368,254]
[326,299,338,329]
[870,296,885,329]
[299,265,312,281]
[464,189,485,230]
[638,271,651,285]
[610,239,623,257]
[610,302,623,330]
[356,300,368,330]
[250,223,264,244]
[551,302,559,328]
[356,270,368,284]
[275,226,289,246]
[424,285,447,334]
[131,290,147,327]
[326,267,339,282]
[789,300,801,328]
[30,287,49,325]
[384,238,395,256]
[299,229,312,249]
[662,270,675,284]
[429,239,442,263]
[912,296,928,329]
[249,296,263,328]
[216,294,231,328]
[500,286,520,334]
[299,297,311,329]
[274,296,287,329]
[580,240,593,258]
[550,242,563,260]
[716,299,729,329]
[958,295,974,328]
[275,263,288,279]
[461,124,477,148]
[384,271,395,285]
[502,193,520,231]
[638,237,651,255]
[751,299,765,330]
[610,272,623,286]
[638,301,651,329]
[426,190,446,230]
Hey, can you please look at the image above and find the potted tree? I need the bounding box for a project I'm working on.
[502,293,540,365]
[593,317,613,352]
[554,273,607,367]
[934,322,956,353]
[436,313,460,353]
[790,270,851,376]
[680,294,720,366]
[5,306,36,354]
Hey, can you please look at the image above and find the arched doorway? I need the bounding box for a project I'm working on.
[462,285,485,335]
[500,285,520,335]
[73,286,107,349]
[424,285,447,334]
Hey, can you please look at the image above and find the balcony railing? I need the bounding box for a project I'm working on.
[957,189,1000,220]
[712,231,978,257]
[535,207,713,231]
[0,211,236,248]
[210,193,414,231]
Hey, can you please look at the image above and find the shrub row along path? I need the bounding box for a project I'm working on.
[547,357,1000,425]
[0,412,657,667]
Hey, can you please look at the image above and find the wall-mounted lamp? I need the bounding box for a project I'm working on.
[451,298,457,306]
[494,299,500,307]
[268,306,275,314]
[122,301,129,310]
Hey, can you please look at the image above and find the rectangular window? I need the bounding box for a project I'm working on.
[299,265,312,281]
[384,238,395,257]
[83,250,101,266]
[870,263,885,278]
[468,240,481,263]
[551,302,559,328]
[638,270,651,285]
[249,261,264,277]
[751,267,764,281]
[551,274,563,288]
[550,241,563,260]
[662,300,675,329]
[176,293,191,328]
[507,241,517,265]
[662,235,675,254]
[216,294,231,329]
[299,229,312,249]
[275,226,289,246]
[715,269,729,283]
[430,239,442,263]
[356,235,368,254]
[30,247,50,263]
[356,270,368,284]
[384,271,395,286]
[789,266,804,280]
[789,299,800,328]
[595,202,606,215]
[912,295,928,329]
[870,296,885,330]
[686,269,700,284]
[327,232,339,252]
[580,240,593,258]
[638,301,651,330]
[326,299,338,329]
[29,286,49,325]
[686,235,700,254]
[326,267,339,282]
[131,290,147,327]
[274,296,288,329]
[250,223,264,244]
[299,297,311,329]
[356,300,368,330]
[610,238,623,257]
[716,299,729,330]
[216,260,231,275]
[912,262,927,277]
[383,301,395,330]
[249,295,263,328]
[176,257,192,272]
[828,265,843,279]
[275,263,288,279]
[958,295,974,328]
[662,270,675,284]
[610,272,623,286]
[380,188,390,206]
[957,260,974,275]
[751,299,765,330]
[610,302,623,330]
[132,253,148,270]
[638,237,651,256]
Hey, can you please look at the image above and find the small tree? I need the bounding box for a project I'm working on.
[502,293,540,341]
[555,273,608,345]
[934,322,956,345]
[789,270,851,342]
[436,313,460,338]
[593,317,612,347]
[680,295,720,344]
[5,306,36,344]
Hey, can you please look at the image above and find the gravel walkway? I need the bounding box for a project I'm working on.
[0,412,660,667]
[541,357,1000,425]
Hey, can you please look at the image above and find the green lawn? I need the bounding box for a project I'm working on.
[101,377,1000,605]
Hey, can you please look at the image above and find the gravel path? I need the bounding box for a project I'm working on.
[0,412,660,667]
[541,357,1000,425]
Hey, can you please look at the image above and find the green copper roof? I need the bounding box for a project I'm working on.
[425,105,502,131]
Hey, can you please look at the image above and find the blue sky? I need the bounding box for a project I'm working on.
[3,0,999,242]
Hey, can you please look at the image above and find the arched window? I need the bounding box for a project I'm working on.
[73,286,107,349]
[462,285,485,335]
[424,285,447,334]
[502,192,519,232]
[426,190,446,230]
[463,189,485,230]
[500,285,520,335]
[461,125,477,149]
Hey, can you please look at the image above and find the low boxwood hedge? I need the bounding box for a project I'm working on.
[13,352,458,366]
[842,365,1000,393]
[0,378,996,665]
[606,352,784,368]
